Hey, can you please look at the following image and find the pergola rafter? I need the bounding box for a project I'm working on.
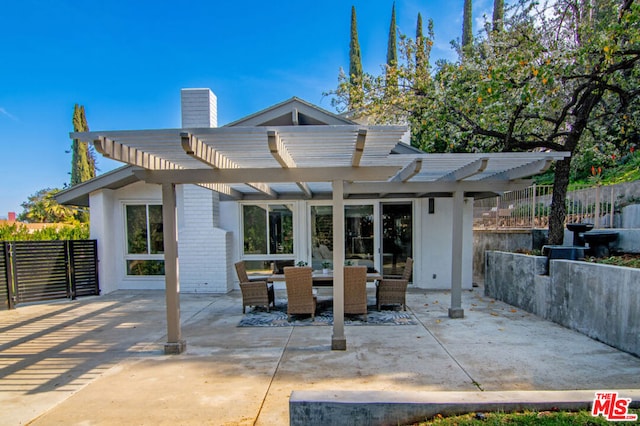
[268,130,312,198]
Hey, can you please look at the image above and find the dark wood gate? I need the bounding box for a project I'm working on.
[0,240,99,309]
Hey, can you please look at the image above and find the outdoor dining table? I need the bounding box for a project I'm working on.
[265,270,382,286]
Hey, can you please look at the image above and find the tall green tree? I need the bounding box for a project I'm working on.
[493,0,504,32]
[71,104,95,186]
[415,13,435,79]
[349,5,364,109]
[386,2,398,94]
[416,13,425,73]
[462,0,473,49]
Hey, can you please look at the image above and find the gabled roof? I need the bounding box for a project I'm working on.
[224,97,353,127]
[56,165,141,207]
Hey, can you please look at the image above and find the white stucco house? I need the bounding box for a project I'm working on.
[57,88,568,352]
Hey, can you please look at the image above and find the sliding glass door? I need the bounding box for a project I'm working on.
[310,204,375,271]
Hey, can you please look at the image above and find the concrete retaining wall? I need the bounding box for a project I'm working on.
[290,390,640,426]
[473,230,547,280]
[476,229,640,280]
[485,251,640,357]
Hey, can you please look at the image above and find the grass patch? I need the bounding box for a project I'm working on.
[409,409,640,425]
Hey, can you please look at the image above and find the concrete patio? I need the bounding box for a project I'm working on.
[1,287,639,425]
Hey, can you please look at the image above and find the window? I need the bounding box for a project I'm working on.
[242,204,294,273]
[125,204,164,276]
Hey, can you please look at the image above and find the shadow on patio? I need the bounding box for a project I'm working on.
[1,288,639,425]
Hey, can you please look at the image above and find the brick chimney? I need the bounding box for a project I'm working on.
[8,212,16,222]
[181,88,217,128]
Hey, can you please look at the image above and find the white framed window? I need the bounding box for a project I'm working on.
[124,204,164,276]
[241,203,295,273]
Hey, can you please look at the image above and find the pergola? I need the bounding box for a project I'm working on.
[72,124,569,352]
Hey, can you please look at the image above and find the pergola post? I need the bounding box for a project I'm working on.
[331,180,346,350]
[162,183,186,354]
[449,189,465,319]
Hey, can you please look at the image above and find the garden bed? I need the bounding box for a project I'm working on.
[587,253,640,268]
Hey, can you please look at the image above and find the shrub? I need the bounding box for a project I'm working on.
[0,223,89,241]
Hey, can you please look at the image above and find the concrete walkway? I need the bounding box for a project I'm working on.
[1,287,639,425]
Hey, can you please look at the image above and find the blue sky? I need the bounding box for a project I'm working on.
[0,0,496,218]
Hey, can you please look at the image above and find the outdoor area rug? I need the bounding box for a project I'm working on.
[238,299,417,327]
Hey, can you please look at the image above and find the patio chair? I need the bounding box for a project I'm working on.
[376,257,413,311]
[344,265,368,321]
[235,261,275,313]
[283,266,316,321]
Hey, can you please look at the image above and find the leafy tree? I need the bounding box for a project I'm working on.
[329,0,640,245]
[424,0,640,244]
[349,5,364,109]
[18,188,80,224]
[71,104,96,186]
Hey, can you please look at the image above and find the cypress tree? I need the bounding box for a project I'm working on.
[71,104,95,186]
[349,5,364,109]
[416,13,424,68]
[386,2,398,94]
[492,0,504,32]
[462,0,473,50]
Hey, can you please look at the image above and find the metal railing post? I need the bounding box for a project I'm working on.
[595,185,601,229]
[531,184,537,229]
[610,185,615,228]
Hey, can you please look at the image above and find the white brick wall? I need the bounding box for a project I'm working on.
[181,88,217,128]
[177,184,232,293]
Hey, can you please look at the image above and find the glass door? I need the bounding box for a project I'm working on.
[345,205,375,271]
[381,203,412,276]
[310,204,375,272]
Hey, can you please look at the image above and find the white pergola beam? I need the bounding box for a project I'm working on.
[182,132,277,198]
[94,136,181,170]
[481,159,553,181]
[345,179,532,195]
[181,132,235,168]
[133,166,401,185]
[437,157,488,181]
[390,158,423,182]
[268,130,312,198]
[351,129,367,167]
[268,130,296,168]
[296,182,313,198]
[197,183,243,199]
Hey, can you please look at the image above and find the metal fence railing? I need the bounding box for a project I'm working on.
[0,240,99,310]
[474,184,619,230]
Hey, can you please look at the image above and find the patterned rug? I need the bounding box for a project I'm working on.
[238,299,416,327]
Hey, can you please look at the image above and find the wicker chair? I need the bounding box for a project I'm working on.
[376,257,413,311]
[235,261,275,313]
[283,266,316,321]
[344,265,368,321]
